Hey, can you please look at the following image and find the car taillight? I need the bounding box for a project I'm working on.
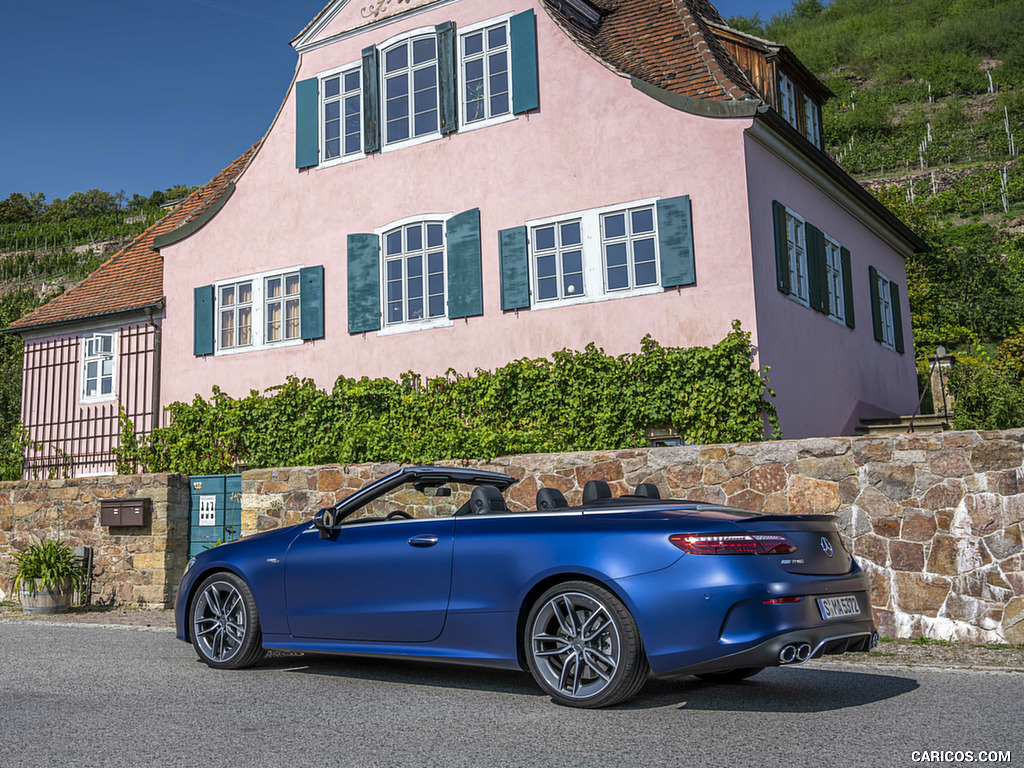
[764,596,803,604]
[669,533,797,555]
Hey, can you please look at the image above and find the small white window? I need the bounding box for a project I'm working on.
[532,220,584,302]
[601,206,659,292]
[383,34,439,146]
[779,74,797,129]
[383,221,446,326]
[81,332,116,402]
[219,280,253,350]
[824,236,845,323]
[785,209,809,305]
[876,270,896,350]
[265,272,302,343]
[214,267,304,354]
[805,96,821,148]
[461,22,511,125]
[322,67,362,161]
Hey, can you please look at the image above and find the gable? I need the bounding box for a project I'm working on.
[292,0,453,52]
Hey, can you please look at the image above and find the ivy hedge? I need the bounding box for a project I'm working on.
[115,323,779,475]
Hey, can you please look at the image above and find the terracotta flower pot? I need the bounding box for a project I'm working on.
[19,578,75,614]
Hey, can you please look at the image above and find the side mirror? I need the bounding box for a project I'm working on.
[317,508,336,539]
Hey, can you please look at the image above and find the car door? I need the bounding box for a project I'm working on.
[284,517,454,643]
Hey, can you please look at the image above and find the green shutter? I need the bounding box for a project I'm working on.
[436,22,457,135]
[804,222,827,313]
[657,195,696,288]
[295,78,319,169]
[300,265,324,340]
[499,226,530,311]
[869,265,883,342]
[447,209,483,319]
[510,10,539,114]
[890,280,905,354]
[841,246,855,328]
[362,46,381,154]
[348,234,380,333]
[194,285,214,356]
[772,200,791,295]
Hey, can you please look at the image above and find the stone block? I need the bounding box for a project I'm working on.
[839,477,860,505]
[890,540,925,571]
[834,507,871,539]
[971,441,1024,472]
[855,486,900,518]
[788,476,839,514]
[919,480,965,511]
[763,493,790,515]
[687,486,726,504]
[871,517,901,538]
[893,450,927,465]
[701,463,730,486]
[1004,597,1024,644]
[893,572,951,617]
[854,534,889,567]
[133,553,165,571]
[868,568,891,609]
[748,463,787,495]
[537,473,576,493]
[1004,495,1024,527]
[984,525,1022,561]
[12,502,41,517]
[902,509,937,542]
[726,489,764,512]
[927,535,959,576]
[666,465,702,491]
[928,449,972,478]
[866,464,915,501]
[724,455,753,477]
[259,480,291,494]
[318,469,345,492]
[576,461,624,486]
[964,494,1001,535]
[852,438,893,463]
[133,585,169,607]
[789,455,857,482]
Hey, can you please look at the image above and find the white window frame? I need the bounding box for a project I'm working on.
[805,95,821,148]
[217,278,254,351]
[779,73,797,129]
[458,14,516,133]
[876,269,897,351]
[600,204,660,293]
[783,207,809,307]
[525,198,663,311]
[823,233,846,325]
[318,62,364,168]
[375,213,454,336]
[380,26,442,152]
[213,266,305,356]
[80,331,117,404]
[264,271,303,345]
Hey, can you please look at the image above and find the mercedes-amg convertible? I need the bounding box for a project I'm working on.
[174,465,877,707]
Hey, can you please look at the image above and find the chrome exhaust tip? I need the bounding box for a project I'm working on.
[871,632,880,649]
[779,644,797,664]
[795,643,811,662]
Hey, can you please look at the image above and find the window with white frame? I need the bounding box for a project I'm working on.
[601,205,659,292]
[785,209,809,304]
[383,35,439,145]
[779,74,797,128]
[384,221,446,325]
[322,67,362,161]
[875,269,896,350]
[532,220,584,302]
[215,268,303,353]
[461,21,510,125]
[805,95,821,148]
[81,332,116,402]
[824,235,845,323]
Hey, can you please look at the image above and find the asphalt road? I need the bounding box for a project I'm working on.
[0,621,1020,768]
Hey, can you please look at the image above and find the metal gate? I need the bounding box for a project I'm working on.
[189,475,242,556]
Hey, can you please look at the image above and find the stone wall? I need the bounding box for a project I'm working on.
[240,429,1024,645]
[0,474,189,607]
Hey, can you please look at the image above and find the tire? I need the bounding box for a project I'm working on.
[695,667,764,683]
[189,572,266,670]
[524,580,649,708]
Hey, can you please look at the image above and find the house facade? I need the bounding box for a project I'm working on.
[8,0,925,476]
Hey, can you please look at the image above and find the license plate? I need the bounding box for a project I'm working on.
[818,595,861,620]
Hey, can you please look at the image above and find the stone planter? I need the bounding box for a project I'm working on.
[18,578,75,614]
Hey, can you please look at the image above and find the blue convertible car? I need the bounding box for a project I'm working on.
[175,466,877,707]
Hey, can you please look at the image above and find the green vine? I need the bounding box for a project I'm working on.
[114,324,779,475]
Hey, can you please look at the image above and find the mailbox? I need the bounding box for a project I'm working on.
[100,498,150,527]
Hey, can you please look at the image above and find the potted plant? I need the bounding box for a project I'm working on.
[8,539,85,614]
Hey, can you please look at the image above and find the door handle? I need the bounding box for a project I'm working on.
[408,534,439,547]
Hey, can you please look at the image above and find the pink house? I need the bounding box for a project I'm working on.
[7,0,925,476]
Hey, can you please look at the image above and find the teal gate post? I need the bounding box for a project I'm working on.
[188,475,242,556]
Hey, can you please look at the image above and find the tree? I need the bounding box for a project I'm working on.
[0,193,37,224]
[726,13,764,34]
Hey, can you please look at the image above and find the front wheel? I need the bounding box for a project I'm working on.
[189,572,266,669]
[524,580,648,708]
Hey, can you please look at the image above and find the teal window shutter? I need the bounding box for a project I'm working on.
[510,10,539,114]
[436,22,458,135]
[300,265,324,340]
[348,234,381,333]
[804,222,827,313]
[447,208,483,319]
[499,226,530,310]
[362,46,381,153]
[890,280,905,354]
[772,200,791,294]
[193,285,214,356]
[841,246,855,328]
[868,265,883,342]
[657,195,696,288]
[295,78,319,169]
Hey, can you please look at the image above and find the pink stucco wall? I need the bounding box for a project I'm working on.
[744,136,919,438]
[160,0,759,406]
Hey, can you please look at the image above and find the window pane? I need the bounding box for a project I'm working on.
[325,120,341,140]
[427,249,443,272]
[427,224,443,248]
[101,378,113,396]
[344,134,360,155]
[387,279,403,302]
[388,119,410,143]
[488,25,507,49]
[490,93,509,116]
[537,276,557,301]
[428,273,444,296]
[266,277,281,299]
[325,100,340,121]
[87,361,98,379]
[221,286,235,306]
[86,379,97,397]
[607,265,629,291]
[464,32,483,56]
[560,222,581,246]
[238,283,252,304]
[535,226,555,251]
[631,208,654,233]
[286,299,301,339]
[387,259,403,281]
[387,96,410,122]
[634,260,657,287]
[604,214,625,239]
[536,253,556,278]
[466,99,485,122]
[385,44,408,72]
[221,310,235,348]
[408,254,423,280]
[408,277,423,303]
[412,37,435,64]
[285,274,300,296]
[562,250,583,275]
[413,66,436,92]
[406,224,422,252]
[606,242,627,268]
[466,58,484,81]
[324,77,340,99]
[489,71,508,98]
[408,297,424,320]
[238,307,252,346]
[489,51,508,75]
[386,73,409,99]
[428,295,444,318]
[266,302,281,342]
[633,238,656,266]
[387,230,403,256]
[388,302,403,323]
[414,111,436,136]
[344,71,360,92]
[563,273,583,297]
[102,358,114,377]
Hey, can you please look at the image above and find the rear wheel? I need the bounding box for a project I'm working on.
[524,581,648,708]
[695,667,764,683]
[189,572,265,669]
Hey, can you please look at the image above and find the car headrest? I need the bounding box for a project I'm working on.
[582,480,612,505]
[634,483,661,499]
[536,488,568,511]
[470,485,508,515]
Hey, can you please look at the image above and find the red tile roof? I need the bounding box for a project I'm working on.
[8,146,258,333]
[542,0,760,101]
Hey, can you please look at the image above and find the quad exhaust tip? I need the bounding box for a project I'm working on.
[871,632,879,648]
[779,643,813,664]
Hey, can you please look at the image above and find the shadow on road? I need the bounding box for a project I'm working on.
[253,653,919,711]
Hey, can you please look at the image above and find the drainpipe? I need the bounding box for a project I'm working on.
[145,305,163,432]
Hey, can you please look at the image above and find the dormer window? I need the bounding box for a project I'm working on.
[779,74,797,129]
[805,96,821,148]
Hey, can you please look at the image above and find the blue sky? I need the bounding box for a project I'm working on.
[0,1,791,204]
